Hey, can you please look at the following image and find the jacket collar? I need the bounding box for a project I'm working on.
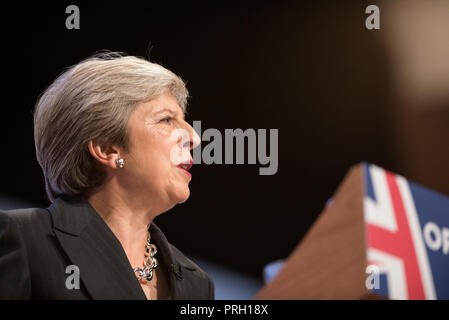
[47,195,198,299]
[49,195,93,236]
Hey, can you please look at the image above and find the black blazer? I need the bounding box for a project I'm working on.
[0,195,214,300]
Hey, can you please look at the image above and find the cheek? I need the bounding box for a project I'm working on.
[152,128,184,166]
[128,124,180,177]
[139,131,176,172]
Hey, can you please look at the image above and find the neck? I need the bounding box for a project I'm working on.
[86,180,159,266]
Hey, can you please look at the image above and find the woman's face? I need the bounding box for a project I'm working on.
[120,92,200,212]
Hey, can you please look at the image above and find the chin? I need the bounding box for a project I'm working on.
[173,187,191,204]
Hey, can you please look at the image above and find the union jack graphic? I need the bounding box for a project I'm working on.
[363,164,449,300]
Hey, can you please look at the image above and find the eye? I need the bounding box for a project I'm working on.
[159,117,172,123]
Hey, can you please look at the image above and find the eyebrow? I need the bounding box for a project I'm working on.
[152,107,185,120]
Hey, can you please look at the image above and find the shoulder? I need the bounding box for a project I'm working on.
[0,209,44,298]
[0,207,55,258]
[1,207,51,223]
[0,207,52,233]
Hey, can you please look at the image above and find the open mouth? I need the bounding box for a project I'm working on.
[178,163,192,171]
[177,160,193,177]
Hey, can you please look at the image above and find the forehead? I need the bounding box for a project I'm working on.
[137,93,185,118]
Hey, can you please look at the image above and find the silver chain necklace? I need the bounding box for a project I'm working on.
[133,232,158,282]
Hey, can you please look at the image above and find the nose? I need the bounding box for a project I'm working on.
[180,121,200,151]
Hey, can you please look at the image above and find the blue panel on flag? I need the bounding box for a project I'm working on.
[372,273,389,298]
[408,181,449,299]
[364,163,376,202]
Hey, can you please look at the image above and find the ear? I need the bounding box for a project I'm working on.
[88,140,122,169]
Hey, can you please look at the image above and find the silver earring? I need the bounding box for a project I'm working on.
[116,158,125,168]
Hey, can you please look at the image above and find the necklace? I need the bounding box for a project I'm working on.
[133,232,158,282]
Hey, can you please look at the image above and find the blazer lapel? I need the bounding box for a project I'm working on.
[149,223,203,300]
[47,196,146,300]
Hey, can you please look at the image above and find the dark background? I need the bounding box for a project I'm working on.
[1,1,399,280]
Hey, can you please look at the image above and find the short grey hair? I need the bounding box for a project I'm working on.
[34,52,189,202]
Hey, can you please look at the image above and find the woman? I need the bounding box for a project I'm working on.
[0,52,214,300]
